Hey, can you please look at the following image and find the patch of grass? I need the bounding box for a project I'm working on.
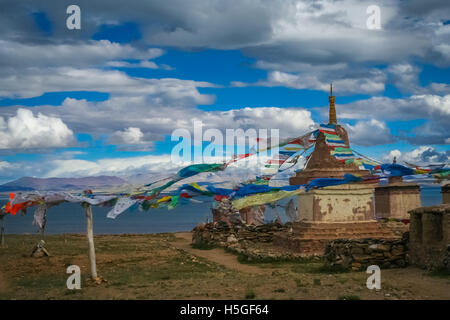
[313,278,321,286]
[190,242,217,250]
[428,268,450,280]
[233,251,313,265]
[102,253,220,286]
[314,264,349,274]
[273,288,285,293]
[63,289,81,296]
[292,262,349,274]
[338,295,361,300]
[295,279,305,287]
[245,289,256,300]
[336,278,347,284]
[164,233,178,242]
[15,273,67,289]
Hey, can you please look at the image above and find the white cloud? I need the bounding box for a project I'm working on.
[240,68,386,95]
[345,119,394,146]
[0,40,164,69]
[0,108,74,149]
[1,1,449,70]
[0,98,316,151]
[198,107,315,138]
[383,146,449,165]
[332,94,450,144]
[106,60,159,69]
[0,67,216,101]
[44,154,190,178]
[383,149,402,163]
[338,94,450,120]
[42,151,282,186]
[387,63,424,94]
[0,161,13,171]
[2,1,448,68]
[110,127,145,144]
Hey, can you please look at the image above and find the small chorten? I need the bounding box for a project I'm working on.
[388,156,403,184]
[375,157,421,219]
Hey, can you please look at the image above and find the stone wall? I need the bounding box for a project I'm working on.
[192,222,310,261]
[324,236,408,271]
[409,204,450,271]
[192,222,288,247]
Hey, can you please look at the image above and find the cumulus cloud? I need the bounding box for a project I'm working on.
[0,108,74,149]
[383,149,402,163]
[0,1,446,101]
[198,107,315,137]
[345,119,394,146]
[44,154,187,178]
[0,39,164,69]
[0,151,274,187]
[236,67,386,95]
[106,60,159,69]
[109,127,155,151]
[1,1,448,66]
[0,67,216,102]
[0,161,13,171]
[111,127,145,144]
[331,94,450,145]
[0,98,316,150]
[383,146,450,165]
[385,63,448,95]
[386,63,424,94]
[337,94,450,120]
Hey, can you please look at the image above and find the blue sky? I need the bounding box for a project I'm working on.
[0,0,448,183]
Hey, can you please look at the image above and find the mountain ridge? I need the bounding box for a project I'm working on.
[0,175,128,191]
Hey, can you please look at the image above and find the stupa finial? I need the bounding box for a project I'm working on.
[328,83,337,125]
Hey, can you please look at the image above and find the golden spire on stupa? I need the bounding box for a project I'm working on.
[328,83,337,125]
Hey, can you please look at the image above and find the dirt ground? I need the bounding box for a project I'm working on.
[0,232,449,300]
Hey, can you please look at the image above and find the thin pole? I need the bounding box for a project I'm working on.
[84,204,98,279]
[0,215,5,248]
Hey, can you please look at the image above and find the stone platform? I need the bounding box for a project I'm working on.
[273,221,404,256]
[191,222,310,261]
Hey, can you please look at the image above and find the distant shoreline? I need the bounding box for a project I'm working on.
[0,184,444,198]
[0,186,443,235]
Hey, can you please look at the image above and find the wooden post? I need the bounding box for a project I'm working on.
[84,204,98,279]
[0,215,5,248]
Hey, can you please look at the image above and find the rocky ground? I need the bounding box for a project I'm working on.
[0,233,449,300]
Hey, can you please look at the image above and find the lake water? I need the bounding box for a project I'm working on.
[1,186,443,235]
